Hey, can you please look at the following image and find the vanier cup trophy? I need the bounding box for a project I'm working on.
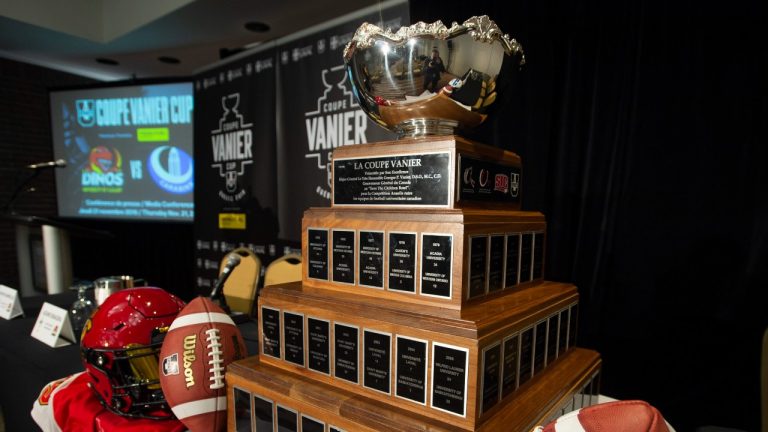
[228,16,601,432]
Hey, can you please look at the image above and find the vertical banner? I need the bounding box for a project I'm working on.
[276,3,409,241]
[193,51,280,293]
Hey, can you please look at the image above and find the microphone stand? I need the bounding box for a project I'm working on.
[2,169,41,214]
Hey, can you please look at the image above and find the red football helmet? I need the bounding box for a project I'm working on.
[80,287,185,419]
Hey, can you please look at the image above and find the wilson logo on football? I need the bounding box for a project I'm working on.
[183,334,197,388]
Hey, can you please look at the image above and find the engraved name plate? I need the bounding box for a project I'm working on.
[308,317,330,375]
[533,231,544,279]
[520,233,533,283]
[261,306,281,359]
[332,230,355,284]
[363,329,391,394]
[334,152,451,206]
[519,327,533,385]
[458,156,522,204]
[421,234,453,298]
[254,395,274,432]
[359,230,384,288]
[308,228,329,280]
[388,232,416,293]
[501,333,520,398]
[481,342,502,414]
[547,314,559,365]
[395,336,428,404]
[301,415,325,432]
[431,343,468,417]
[468,235,488,299]
[533,320,547,375]
[334,323,359,384]
[488,235,505,293]
[505,233,520,288]
[277,405,298,432]
[233,387,251,431]
[283,311,305,367]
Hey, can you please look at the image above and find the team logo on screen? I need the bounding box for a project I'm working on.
[148,146,194,194]
[81,146,123,192]
[76,99,96,127]
[210,93,253,202]
[304,64,369,200]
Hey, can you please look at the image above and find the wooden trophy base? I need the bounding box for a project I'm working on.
[227,348,601,432]
[254,280,582,430]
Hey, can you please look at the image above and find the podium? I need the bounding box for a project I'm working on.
[2,214,112,295]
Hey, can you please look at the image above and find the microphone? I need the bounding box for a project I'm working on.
[27,159,66,169]
[210,253,242,301]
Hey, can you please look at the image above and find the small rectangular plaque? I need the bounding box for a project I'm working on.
[307,317,330,375]
[547,314,559,365]
[332,229,355,284]
[277,405,298,432]
[533,231,544,279]
[519,327,533,385]
[358,230,384,288]
[395,336,428,404]
[30,302,75,347]
[468,235,488,299]
[505,234,520,288]
[520,233,533,283]
[261,306,281,359]
[569,304,579,348]
[307,228,329,280]
[420,233,453,298]
[233,387,251,431]
[301,415,325,432]
[431,342,468,417]
[388,232,417,293]
[334,323,359,384]
[480,342,502,414]
[333,152,451,206]
[558,308,569,353]
[283,311,305,367]
[533,320,547,375]
[458,155,521,204]
[488,235,505,293]
[501,333,520,398]
[253,394,274,432]
[363,329,391,394]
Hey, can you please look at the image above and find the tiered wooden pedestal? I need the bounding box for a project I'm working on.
[226,136,601,431]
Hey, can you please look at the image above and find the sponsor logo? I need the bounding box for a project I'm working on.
[148,146,194,194]
[510,172,520,198]
[463,166,475,188]
[162,353,180,376]
[76,99,96,127]
[82,146,124,192]
[210,93,253,202]
[479,169,490,187]
[183,334,196,388]
[304,65,369,200]
[494,174,509,193]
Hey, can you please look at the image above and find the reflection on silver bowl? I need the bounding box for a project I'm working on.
[344,16,524,138]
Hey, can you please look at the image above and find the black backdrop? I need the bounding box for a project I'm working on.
[411,1,767,430]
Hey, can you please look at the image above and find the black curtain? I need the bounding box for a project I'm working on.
[411,1,767,430]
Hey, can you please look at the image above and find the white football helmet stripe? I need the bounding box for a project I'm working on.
[171,396,227,419]
[169,312,234,331]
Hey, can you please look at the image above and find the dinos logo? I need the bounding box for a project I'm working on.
[210,93,253,202]
[82,146,123,191]
[304,64,369,200]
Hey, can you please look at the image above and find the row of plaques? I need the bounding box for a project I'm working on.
[468,231,544,299]
[232,387,345,432]
[478,303,578,415]
[307,228,545,299]
[261,305,469,417]
[260,303,578,418]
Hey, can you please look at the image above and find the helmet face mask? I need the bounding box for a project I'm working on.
[80,287,185,419]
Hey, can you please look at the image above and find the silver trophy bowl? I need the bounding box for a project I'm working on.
[344,16,524,138]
